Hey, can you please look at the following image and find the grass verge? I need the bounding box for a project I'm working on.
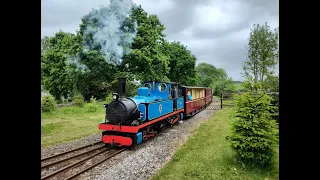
[152,102,279,180]
[41,102,105,148]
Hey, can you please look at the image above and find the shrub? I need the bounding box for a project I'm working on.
[87,103,98,112]
[41,95,56,112]
[90,96,97,104]
[73,94,85,107]
[269,93,279,124]
[228,92,278,167]
[87,96,99,112]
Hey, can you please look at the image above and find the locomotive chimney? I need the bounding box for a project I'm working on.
[118,77,126,98]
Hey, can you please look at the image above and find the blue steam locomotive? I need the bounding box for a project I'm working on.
[98,78,213,148]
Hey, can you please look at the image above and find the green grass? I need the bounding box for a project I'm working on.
[41,102,106,148]
[152,100,279,180]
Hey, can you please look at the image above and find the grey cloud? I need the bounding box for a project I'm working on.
[139,0,213,35]
[41,0,108,27]
[190,0,278,40]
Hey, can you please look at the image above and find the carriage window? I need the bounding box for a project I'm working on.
[144,83,151,90]
[158,83,167,92]
[168,86,172,98]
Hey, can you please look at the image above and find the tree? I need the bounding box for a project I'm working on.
[195,62,228,87]
[228,92,278,166]
[162,41,197,85]
[41,36,51,55]
[66,50,118,101]
[243,22,279,90]
[41,31,82,102]
[120,5,170,82]
[69,0,137,100]
[211,77,235,95]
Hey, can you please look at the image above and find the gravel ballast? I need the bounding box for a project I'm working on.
[41,98,220,180]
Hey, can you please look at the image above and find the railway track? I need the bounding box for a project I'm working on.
[41,141,126,180]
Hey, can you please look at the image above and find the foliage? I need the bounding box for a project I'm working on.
[265,74,279,123]
[89,96,97,104]
[41,31,83,101]
[162,41,197,85]
[195,62,228,87]
[211,78,235,95]
[41,36,51,55]
[243,22,279,90]
[228,92,278,166]
[70,1,137,100]
[121,5,170,82]
[66,50,117,101]
[264,74,279,92]
[41,95,56,112]
[242,77,263,91]
[73,93,85,107]
[87,96,98,112]
[109,71,140,97]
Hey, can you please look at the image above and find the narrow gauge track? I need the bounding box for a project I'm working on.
[41,141,103,162]
[41,141,126,180]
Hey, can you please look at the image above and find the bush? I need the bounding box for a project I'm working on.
[87,96,98,112]
[269,93,279,124]
[211,78,235,96]
[73,94,85,107]
[41,95,56,112]
[90,96,97,104]
[228,92,278,167]
[87,103,98,112]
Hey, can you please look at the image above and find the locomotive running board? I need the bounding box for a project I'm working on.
[99,109,184,133]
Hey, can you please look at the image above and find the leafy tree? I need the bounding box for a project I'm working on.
[162,41,197,85]
[121,5,170,82]
[211,77,235,95]
[70,0,136,100]
[228,92,278,166]
[264,74,279,92]
[66,50,118,101]
[243,22,279,90]
[41,31,82,102]
[195,62,228,87]
[41,36,51,55]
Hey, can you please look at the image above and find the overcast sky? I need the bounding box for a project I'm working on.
[41,0,279,81]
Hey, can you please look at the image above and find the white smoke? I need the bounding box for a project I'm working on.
[65,54,90,73]
[83,0,138,65]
